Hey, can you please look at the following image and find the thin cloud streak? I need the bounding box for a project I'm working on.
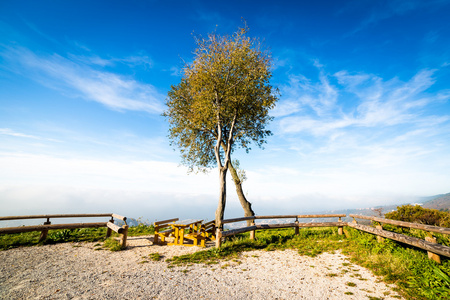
[0,128,59,142]
[278,68,449,136]
[1,46,164,113]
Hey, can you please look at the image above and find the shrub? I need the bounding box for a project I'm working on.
[385,205,450,227]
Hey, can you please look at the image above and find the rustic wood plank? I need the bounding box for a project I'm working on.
[254,215,298,219]
[347,222,450,258]
[297,222,345,227]
[0,214,113,221]
[112,213,127,222]
[221,225,258,237]
[221,214,347,226]
[106,222,124,234]
[203,220,215,227]
[0,222,108,234]
[297,214,347,218]
[222,216,255,224]
[154,218,179,226]
[349,214,450,235]
[216,221,347,247]
[255,223,297,229]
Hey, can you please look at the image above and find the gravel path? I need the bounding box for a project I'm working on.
[0,236,403,299]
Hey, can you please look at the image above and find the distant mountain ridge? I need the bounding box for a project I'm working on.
[326,193,450,220]
[422,193,450,211]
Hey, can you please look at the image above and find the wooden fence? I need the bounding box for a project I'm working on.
[349,214,450,263]
[0,213,129,247]
[215,213,450,263]
[3,212,449,262]
[216,214,346,248]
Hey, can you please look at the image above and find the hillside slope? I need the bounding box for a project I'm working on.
[422,193,450,211]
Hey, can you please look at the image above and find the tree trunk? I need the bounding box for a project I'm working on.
[215,167,227,229]
[228,161,255,226]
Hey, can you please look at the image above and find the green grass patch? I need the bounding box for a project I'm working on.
[0,224,156,251]
[103,238,124,251]
[149,252,162,261]
[127,224,155,236]
[0,227,110,250]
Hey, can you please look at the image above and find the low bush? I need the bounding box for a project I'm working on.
[385,205,450,227]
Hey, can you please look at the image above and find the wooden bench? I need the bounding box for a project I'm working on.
[184,231,206,247]
[153,218,178,245]
[201,220,216,240]
[183,220,206,247]
[0,213,129,247]
[106,214,129,247]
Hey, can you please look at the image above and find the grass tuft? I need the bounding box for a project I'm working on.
[149,252,162,261]
[103,238,124,251]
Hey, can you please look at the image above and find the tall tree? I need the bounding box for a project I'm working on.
[164,26,278,227]
[228,159,255,225]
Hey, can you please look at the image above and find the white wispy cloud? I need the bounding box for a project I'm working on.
[69,52,153,69]
[273,71,338,118]
[1,46,164,113]
[278,68,449,136]
[0,128,59,142]
[271,65,450,190]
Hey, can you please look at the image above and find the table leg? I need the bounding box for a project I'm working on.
[173,226,179,245]
[179,227,185,245]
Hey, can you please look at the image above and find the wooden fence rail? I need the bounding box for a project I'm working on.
[349,214,450,235]
[216,213,450,263]
[0,213,129,247]
[216,214,346,247]
[0,213,114,221]
[350,214,450,263]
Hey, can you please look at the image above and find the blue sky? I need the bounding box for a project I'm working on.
[1,0,450,222]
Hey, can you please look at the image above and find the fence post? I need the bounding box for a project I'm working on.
[120,225,128,248]
[39,218,51,242]
[295,217,299,235]
[425,234,441,263]
[376,223,384,243]
[338,217,343,235]
[250,221,256,240]
[216,228,222,248]
[106,216,114,238]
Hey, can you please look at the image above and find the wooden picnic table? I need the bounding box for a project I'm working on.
[167,219,205,247]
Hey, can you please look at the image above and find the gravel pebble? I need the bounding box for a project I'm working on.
[0,235,403,299]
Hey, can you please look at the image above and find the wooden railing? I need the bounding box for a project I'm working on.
[0,213,129,247]
[349,214,450,263]
[216,214,346,247]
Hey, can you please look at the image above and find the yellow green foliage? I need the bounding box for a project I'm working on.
[385,205,450,227]
[164,25,278,173]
